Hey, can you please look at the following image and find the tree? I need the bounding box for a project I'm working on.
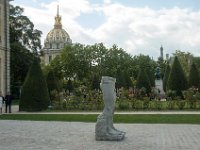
[116,69,125,89]
[124,70,133,88]
[163,64,171,92]
[173,50,193,76]
[10,42,36,98]
[19,59,50,111]
[131,54,156,83]
[188,63,199,88]
[136,67,151,94]
[66,79,73,94]
[46,69,61,94]
[167,56,188,98]
[91,74,100,90]
[9,5,42,54]
[10,5,42,98]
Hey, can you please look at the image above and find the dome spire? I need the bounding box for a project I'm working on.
[57,4,59,16]
[54,4,62,29]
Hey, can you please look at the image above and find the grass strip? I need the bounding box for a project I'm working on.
[1,114,200,124]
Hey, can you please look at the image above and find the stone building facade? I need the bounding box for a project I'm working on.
[41,5,72,65]
[0,0,12,96]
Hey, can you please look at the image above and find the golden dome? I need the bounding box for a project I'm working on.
[44,5,72,49]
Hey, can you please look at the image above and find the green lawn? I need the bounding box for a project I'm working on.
[1,114,200,124]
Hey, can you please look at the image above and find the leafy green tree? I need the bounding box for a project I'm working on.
[167,56,188,98]
[10,42,36,98]
[157,57,166,79]
[136,67,151,94]
[124,70,133,88]
[193,57,200,75]
[46,69,61,93]
[10,5,42,97]
[10,5,42,54]
[188,63,199,88]
[91,74,100,90]
[116,69,125,89]
[131,54,156,83]
[20,59,50,111]
[163,64,171,92]
[173,50,193,76]
[66,79,73,94]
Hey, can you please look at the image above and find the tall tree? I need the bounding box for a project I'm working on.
[91,74,100,90]
[173,50,193,76]
[9,5,42,54]
[46,69,61,93]
[10,42,36,98]
[136,67,151,94]
[163,64,171,92]
[10,5,42,97]
[188,63,199,88]
[167,56,188,97]
[20,59,50,111]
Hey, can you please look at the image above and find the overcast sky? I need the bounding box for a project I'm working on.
[11,0,200,59]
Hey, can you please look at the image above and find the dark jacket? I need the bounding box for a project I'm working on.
[5,95,12,105]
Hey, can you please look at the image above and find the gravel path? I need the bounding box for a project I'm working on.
[0,120,200,150]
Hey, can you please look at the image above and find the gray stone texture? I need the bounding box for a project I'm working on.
[1,120,200,150]
[95,76,125,141]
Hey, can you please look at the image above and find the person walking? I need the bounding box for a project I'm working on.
[0,91,4,115]
[5,92,12,113]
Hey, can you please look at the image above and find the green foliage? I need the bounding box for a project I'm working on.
[167,56,188,97]
[167,100,176,110]
[173,50,193,76]
[182,88,200,101]
[91,74,100,90]
[176,101,186,110]
[10,42,36,98]
[143,100,150,110]
[188,63,199,88]
[46,70,61,93]
[154,101,163,110]
[118,100,130,110]
[163,64,171,92]
[157,57,166,79]
[20,59,50,111]
[136,67,151,94]
[65,79,74,94]
[9,5,42,54]
[116,69,126,89]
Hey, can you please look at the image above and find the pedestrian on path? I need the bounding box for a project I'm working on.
[5,92,12,113]
[0,91,5,115]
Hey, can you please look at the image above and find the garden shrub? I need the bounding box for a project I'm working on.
[143,99,150,110]
[132,100,143,110]
[176,100,186,110]
[167,100,176,110]
[167,56,188,98]
[166,90,177,100]
[154,101,163,110]
[118,100,130,110]
[188,100,197,109]
[20,59,50,111]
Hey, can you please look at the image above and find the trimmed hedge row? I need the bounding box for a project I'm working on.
[60,99,200,111]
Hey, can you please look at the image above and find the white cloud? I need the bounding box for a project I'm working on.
[13,0,200,58]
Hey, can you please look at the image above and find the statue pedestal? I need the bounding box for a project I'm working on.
[155,79,165,96]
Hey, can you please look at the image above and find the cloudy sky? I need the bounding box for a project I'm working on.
[11,0,200,59]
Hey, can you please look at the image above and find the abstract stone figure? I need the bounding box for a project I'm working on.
[95,76,125,141]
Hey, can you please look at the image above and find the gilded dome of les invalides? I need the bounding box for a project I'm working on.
[42,5,72,65]
[44,5,72,49]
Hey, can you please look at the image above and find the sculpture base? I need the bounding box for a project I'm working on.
[96,133,125,141]
[95,115,125,141]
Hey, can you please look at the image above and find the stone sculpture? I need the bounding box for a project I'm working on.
[95,76,125,141]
